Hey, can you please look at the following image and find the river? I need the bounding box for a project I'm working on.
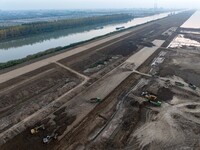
[0,11,178,63]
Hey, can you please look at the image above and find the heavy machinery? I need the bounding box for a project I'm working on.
[175,81,185,87]
[165,79,171,88]
[188,83,197,90]
[151,72,159,78]
[43,132,58,144]
[116,26,125,30]
[31,125,45,134]
[89,97,102,103]
[141,92,161,107]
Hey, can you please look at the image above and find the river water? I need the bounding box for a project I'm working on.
[0,12,177,62]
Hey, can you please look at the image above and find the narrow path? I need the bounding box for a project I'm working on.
[54,62,89,81]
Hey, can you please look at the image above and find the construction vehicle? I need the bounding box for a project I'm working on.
[151,72,159,78]
[175,81,184,87]
[116,26,125,30]
[141,92,161,107]
[165,79,171,83]
[188,83,197,90]
[43,132,58,144]
[31,125,45,134]
[89,97,102,103]
[165,79,171,88]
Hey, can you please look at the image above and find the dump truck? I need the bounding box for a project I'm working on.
[141,92,161,107]
[31,125,45,134]
[43,132,58,144]
[89,97,102,103]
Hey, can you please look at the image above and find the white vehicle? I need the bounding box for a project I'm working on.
[43,133,58,144]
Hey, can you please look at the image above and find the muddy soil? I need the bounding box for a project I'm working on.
[125,76,200,149]
[0,11,195,150]
[59,24,161,75]
[159,50,200,87]
[1,106,77,150]
[157,87,174,101]
[0,65,82,133]
[62,10,193,77]
[0,63,55,91]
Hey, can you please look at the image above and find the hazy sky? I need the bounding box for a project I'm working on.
[1,0,200,10]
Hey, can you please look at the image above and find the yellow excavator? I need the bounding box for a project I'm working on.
[141,92,161,107]
[31,124,45,134]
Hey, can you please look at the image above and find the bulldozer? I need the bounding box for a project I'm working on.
[175,81,185,87]
[89,97,102,103]
[141,92,161,107]
[31,124,45,134]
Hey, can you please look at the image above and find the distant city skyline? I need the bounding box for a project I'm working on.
[1,0,200,10]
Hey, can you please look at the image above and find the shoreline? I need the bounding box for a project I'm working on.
[0,13,170,72]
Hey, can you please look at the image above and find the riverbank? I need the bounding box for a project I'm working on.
[0,14,134,42]
[0,10,194,149]
[0,11,181,71]
[0,16,163,72]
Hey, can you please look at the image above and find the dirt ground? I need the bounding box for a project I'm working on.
[159,48,200,87]
[0,63,82,138]
[58,11,193,76]
[0,11,196,150]
[126,27,200,150]
[59,24,159,74]
[127,78,200,150]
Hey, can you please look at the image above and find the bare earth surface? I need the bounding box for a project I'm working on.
[0,11,197,150]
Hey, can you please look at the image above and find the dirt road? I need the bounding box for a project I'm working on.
[125,40,165,69]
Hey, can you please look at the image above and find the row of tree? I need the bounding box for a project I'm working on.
[0,14,133,41]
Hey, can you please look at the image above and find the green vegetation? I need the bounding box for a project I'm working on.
[0,14,133,41]
[0,41,83,70]
[0,47,61,70]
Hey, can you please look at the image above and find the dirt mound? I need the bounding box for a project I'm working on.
[157,87,174,101]
[133,102,200,150]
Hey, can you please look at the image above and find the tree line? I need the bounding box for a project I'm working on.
[0,14,133,41]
